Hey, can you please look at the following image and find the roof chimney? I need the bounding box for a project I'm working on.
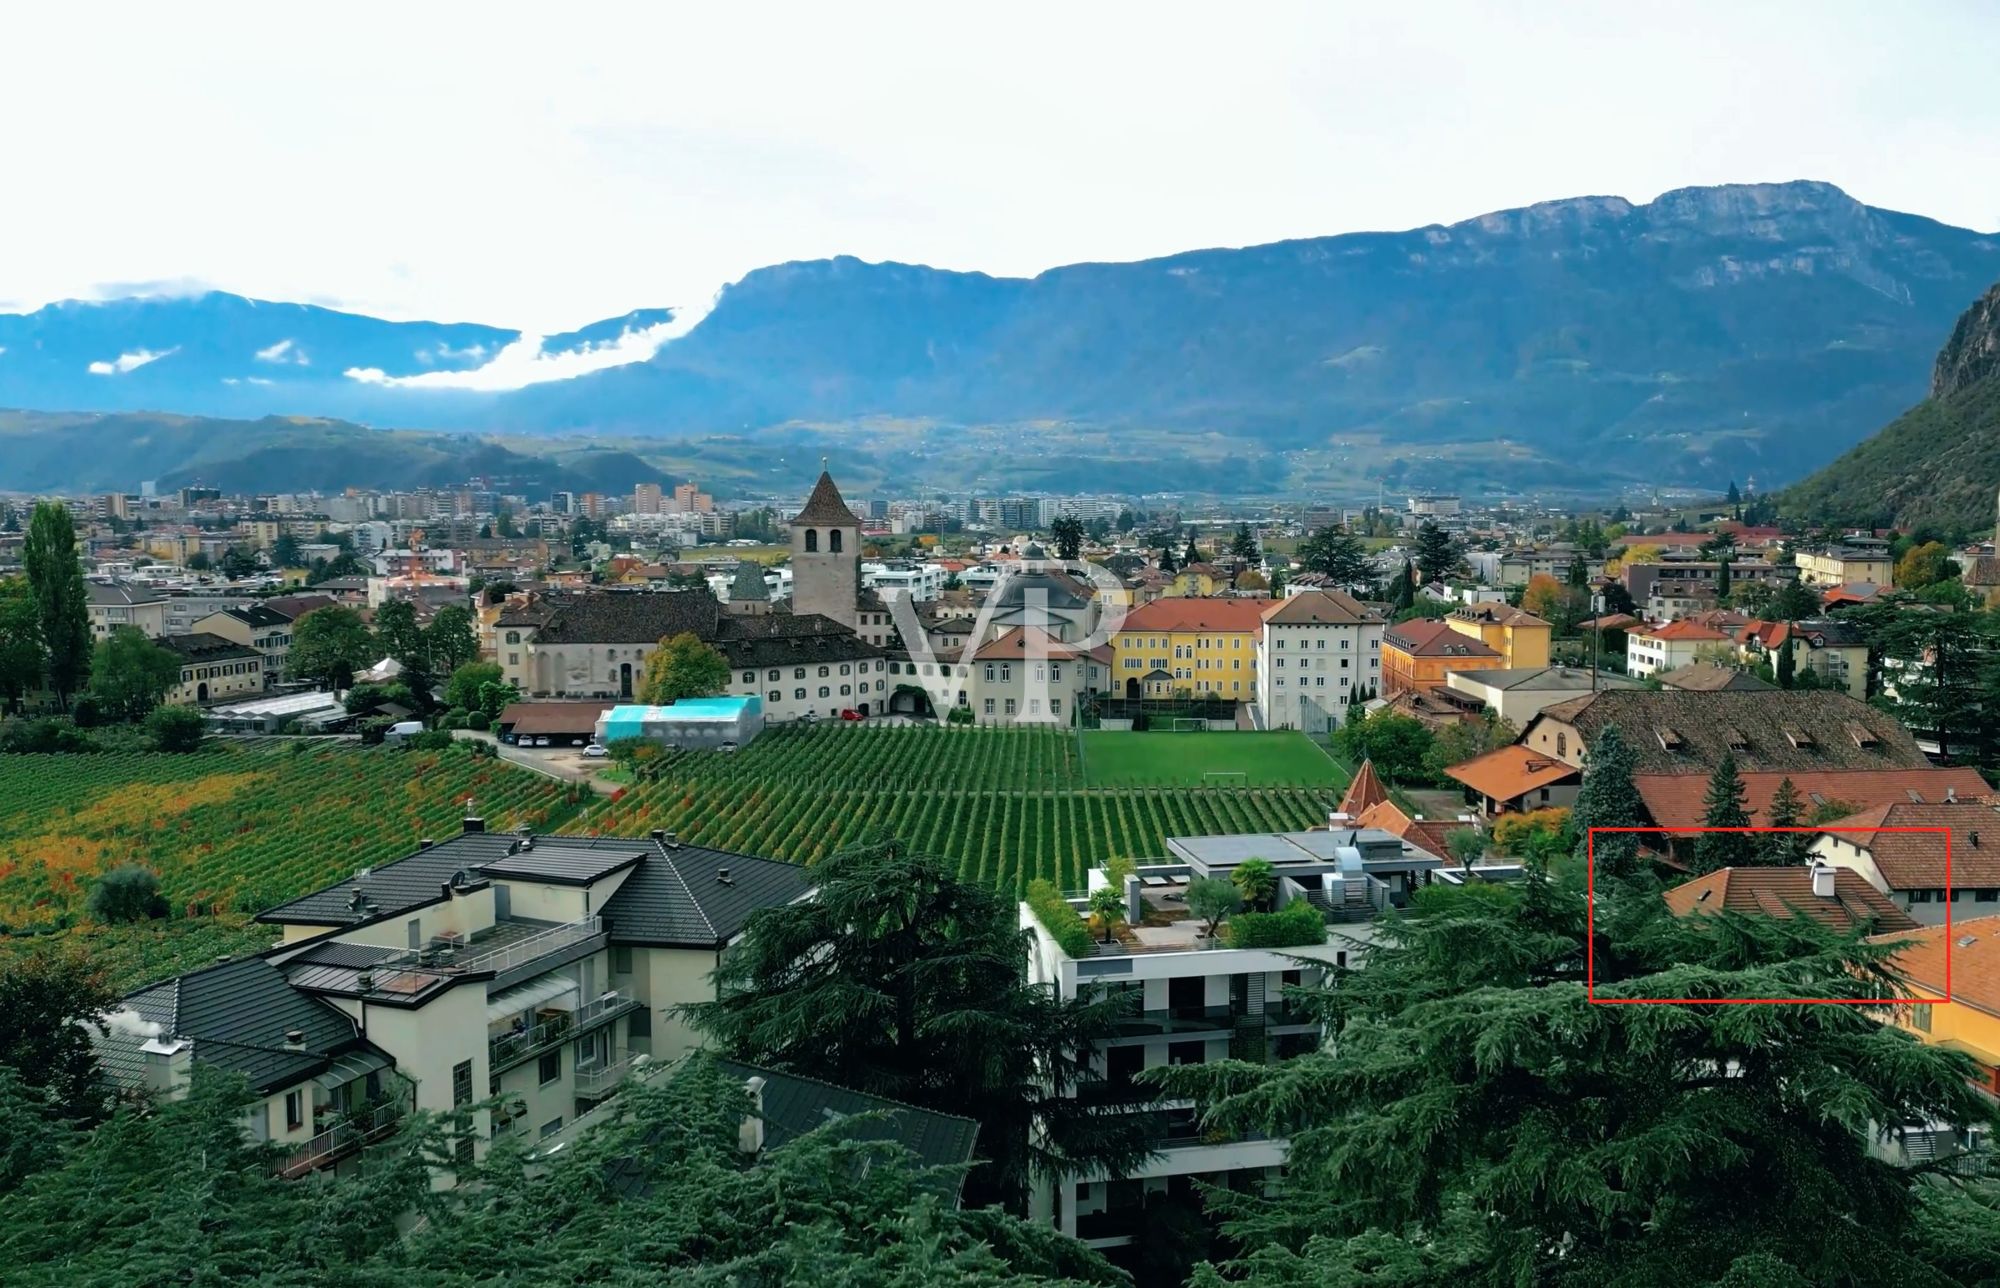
[738,1076,767,1155]
[463,814,486,833]
[282,1028,307,1051]
[650,828,667,841]
[418,838,434,850]
[1810,862,1837,899]
[717,867,733,885]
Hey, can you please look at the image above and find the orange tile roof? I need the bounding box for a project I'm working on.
[1445,744,1579,803]
[1338,759,1389,815]
[1262,589,1381,626]
[1352,798,1473,863]
[1815,800,2000,887]
[1120,597,1271,634]
[1870,915,2000,1015]
[1633,768,1993,833]
[1663,867,1919,933]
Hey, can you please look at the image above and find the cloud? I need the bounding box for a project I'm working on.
[221,376,275,386]
[344,294,716,391]
[87,346,177,375]
[84,277,217,302]
[254,337,308,364]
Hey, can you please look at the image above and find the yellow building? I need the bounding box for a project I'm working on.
[1871,917,2000,1157]
[1795,543,1894,589]
[1166,565,1224,598]
[1444,604,1552,670]
[1110,598,1268,700]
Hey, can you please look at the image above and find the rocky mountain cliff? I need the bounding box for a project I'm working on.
[1784,278,2000,534]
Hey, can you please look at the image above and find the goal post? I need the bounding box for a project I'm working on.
[1170,717,1206,732]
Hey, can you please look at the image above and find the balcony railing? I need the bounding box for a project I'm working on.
[276,1101,406,1178]
[575,1051,640,1098]
[458,917,602,975]
[489,989,641,1069]
[365,917,604,994]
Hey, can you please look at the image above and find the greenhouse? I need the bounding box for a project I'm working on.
[595,695,764,750]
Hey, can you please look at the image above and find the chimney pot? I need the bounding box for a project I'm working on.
[463,815,486,833]
[418,838,434,850]
[717,867,733,885]
[1810,863,1837,899]
[283,1028,306,1050]
[650,828,666,841]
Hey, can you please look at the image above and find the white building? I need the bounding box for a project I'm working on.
[863,560,947,603]
[1019,829,1453,1250]
[1625,619,1734,679]
[91,822,813,1180]
[1255,590,1385,732]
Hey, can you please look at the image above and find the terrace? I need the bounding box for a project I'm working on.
[291,918,610,1003]
[489,986,644,1072]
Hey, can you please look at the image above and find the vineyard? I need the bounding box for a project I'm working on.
[0,745,584,990]
[581,725,1340,891]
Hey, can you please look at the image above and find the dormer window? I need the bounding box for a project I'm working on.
[1655,726,1684,752]
[1723,727,1748,752]
[1846,723,1879,749]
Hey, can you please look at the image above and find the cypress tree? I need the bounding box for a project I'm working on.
[1691,750,1754,873]
[1776,638,1797,689]
[22,501,90,710]
[1762,775,1810,866]
[1569,724,1647,880]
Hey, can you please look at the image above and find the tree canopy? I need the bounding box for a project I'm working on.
[637,631,730,706]
[682,837,1156,1213]
[1298,526,1373,590]
[23,502,90,710]
[86,627,180,722]
[287,605,376,688]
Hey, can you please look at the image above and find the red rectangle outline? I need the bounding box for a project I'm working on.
[1585,826,1952,1005]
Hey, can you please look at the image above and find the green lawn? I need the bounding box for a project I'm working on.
[1079,730,1345,788]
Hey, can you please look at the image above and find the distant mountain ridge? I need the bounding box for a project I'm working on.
[4,180,1999,494]
[1784,278,2000,534]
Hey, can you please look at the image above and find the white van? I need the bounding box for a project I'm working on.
[384,720,426,743]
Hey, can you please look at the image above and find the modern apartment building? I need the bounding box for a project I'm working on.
[91,821,812,1180]
[1255,589,1384,731]
[1019,827,1459,1250]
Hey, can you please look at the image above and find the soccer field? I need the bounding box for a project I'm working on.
[1079,730,1344,788]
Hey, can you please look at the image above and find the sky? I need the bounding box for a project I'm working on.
[4,0,1998,344]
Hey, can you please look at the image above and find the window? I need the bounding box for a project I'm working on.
[1556,732,1567,758]
[285,1089,304,1131]
[839,663,851,675]
[1051,699,1062,715]
[1029,698,1041,714]
[819,686,830,698]
[540,1117,564,1139]
[818,665,830,677]
[538,1050,562,1086]
[1911,889,1935,904]
[794,667,806,679]
[1004,698,1017,715]
[767,669,780,680]
[768,690,781,701]
[612,946,633,975]
[804,530,819,553]
[1912,1002,1933,1033]
[984,698,995,714]
[1275,638,1284,650]
[794,688,805,700]
[630,1007,652,1037]
[829,529,843,553]
[406,918,423,949]
[839,684,851,696]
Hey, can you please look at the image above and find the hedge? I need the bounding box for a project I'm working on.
[1025,879,1095,958]
[1224,899,1326,949]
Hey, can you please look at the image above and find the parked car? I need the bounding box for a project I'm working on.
[718,741,739,753]
[532,736,550,747]
[582,743,608,758]
[839,709,864,722]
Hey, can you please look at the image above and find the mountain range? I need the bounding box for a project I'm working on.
[4,180,1998,496]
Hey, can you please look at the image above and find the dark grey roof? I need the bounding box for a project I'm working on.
[600,842,812,947]
[989,569,1091,611]
[481,842,647,886]
[87,580,165,607]
[215,604,290,628]
[711,614,883,668]
[158,631,264,663]
[120,957,368,1093]
[286,941,398,968]
[728,560,770,602]
[496,589,725,644]
[716,1058,979,1180]
[791,471,861,527]
[1450,665,1644,692]
[258,832,522,926]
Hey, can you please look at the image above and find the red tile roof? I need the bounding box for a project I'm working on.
[1262,589,1381,626]
[1338,759,1389,815]
[1352,798,1474,863]
[1384,618,1501,659]
[1816,800,2000,887]
[1120,598,1272,634]
[1640,619,1734,642]
[1664,866,1919,933]
[971,626,1113,665]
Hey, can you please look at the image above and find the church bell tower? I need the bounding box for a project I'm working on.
[788,464,860,630]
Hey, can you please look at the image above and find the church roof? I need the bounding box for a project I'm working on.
[791,471,860,527]
[1338,759,1389,816]
[728,560,770,602]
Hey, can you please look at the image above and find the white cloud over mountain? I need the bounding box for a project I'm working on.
[343,294,714,391]
[87,347,176,375]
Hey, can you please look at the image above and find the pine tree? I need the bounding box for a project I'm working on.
[1229,523,1259,561]
[1570,725,1647,879]
[1182,534,1201,567]
[1691,750,1754,873]
[1413,520,1459,584]
[1158,544,1178,574]
[1761,775,1810,866]
[22,501,90,710]
[1391,559,1416,613]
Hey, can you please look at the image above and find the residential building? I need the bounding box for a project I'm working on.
[1796,542,1894,589]
[863,560,947,603]
[1626,619,1734,679]
[158,632,266,704]
[1510,689,1991,861]
[672,481,713,514]
[1811,801,2000,926]
[86,580,170,639]
[161,589,256,636]
[1406,494,1461,517]
[1380,618,1499,696]
[90,823,812,1180]
[1444,604,1552,670]
[633,483,663,515]
[963,627,1112,725]
[1445,744,1582,816]
[1736,618,1868,699]
[1663,863,1919,934]
[1444,665,1643,727]
[1110,598,1268,700]
[1255,590,1385,731]
[1465,544,1603,588]
[496,590,888,722]
[1868,917,2000,1163]
[1622,560,1791,618]
[1019,829,1448,1250]
[193,604,296,687]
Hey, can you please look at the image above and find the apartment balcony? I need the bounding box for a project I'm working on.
[1111,1004,1235,1037]
[362,917,605,997]
[575,1050,642,1100]
[489,988,643,1072]
[276,1101,407,1179]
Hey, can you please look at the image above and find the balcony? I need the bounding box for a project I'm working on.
[458,917,602,975]
[276,1101,406,1178]
[489,988,642,1071]
[363,917,605,996]
[1112,1005,1235,1037]
[575,1050,641,1099]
